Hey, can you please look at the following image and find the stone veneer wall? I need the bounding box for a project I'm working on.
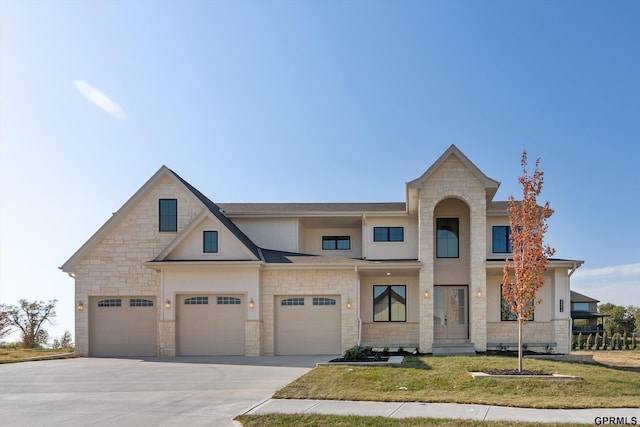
[73,175,203,356]
[361,322,419,345]
[260,269,359,355]
[487,320,571,353]
[245,320,261,356]
[418,155,488,352]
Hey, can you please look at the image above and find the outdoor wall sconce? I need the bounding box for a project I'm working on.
[423,291,430,299]
[77,301,84,312]
[346,299,353,309]
[476,289,483,298]
[164,299,171,309]
[249,298,255,309]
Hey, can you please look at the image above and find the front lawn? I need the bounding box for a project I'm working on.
[0,347,75,363]
[274,355,640,408]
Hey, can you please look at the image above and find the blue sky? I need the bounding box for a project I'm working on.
[1,0,639,342]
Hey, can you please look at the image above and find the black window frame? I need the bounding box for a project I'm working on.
[203,230,219,253]
[500,284,534,321]
[492,226,512,254]
[159,199,178,232]
[373,285,407,322]
[373,227,404,242]
[322,236,351,251]
[436,218,459,258]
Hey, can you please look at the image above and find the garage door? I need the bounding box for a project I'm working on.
[275,295,341,355]
[89,297,157,357]
[177,294,245,355]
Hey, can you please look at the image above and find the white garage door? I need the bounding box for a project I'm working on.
[177,294,245,356]
[89,297,157,357]
[275,295,341,355]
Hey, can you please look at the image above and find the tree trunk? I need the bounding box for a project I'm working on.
[518,318,523,372]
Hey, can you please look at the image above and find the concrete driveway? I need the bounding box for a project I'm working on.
[0,355,332,426]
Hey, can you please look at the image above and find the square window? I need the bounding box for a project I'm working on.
[159,199,177,232]
[500,284,534,321]
[373,285,406,322]
[203,230,219,253]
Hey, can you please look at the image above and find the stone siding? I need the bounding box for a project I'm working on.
[73,175,203,356]
[361,322,419,346]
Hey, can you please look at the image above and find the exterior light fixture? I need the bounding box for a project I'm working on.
[77,301,84,312]
[164,299,171,309]
[346,299,353,309]
[386,272,391,276]
[476,289,483,298]
[249,298,255,309]
[424,291,430,299]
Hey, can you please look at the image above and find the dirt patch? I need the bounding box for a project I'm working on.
[573,351,640,370]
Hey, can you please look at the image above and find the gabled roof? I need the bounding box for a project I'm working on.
[61,166,261,273]
[407,144,501,201]
[169,169,260,259]
[571,290,600,303]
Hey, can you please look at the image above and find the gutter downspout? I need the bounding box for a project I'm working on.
[355,265,362,346]
[568,262,580,278]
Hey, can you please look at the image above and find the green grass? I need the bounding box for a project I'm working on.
[274,355,640,408]
[235,414,590,427]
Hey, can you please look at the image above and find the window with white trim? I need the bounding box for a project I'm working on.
[217,296,241,305]
[313,297,336,306]
[98,299,122,307]
[203,230,219,253]
[184,296,209,305]
[322,236,351,250]
[130,299,154,307]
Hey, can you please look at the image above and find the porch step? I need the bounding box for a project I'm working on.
[432,343,476,356]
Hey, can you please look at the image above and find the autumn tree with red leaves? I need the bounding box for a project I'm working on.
[502,149,555,372]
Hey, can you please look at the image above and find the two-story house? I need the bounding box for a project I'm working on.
[61,145,583,357]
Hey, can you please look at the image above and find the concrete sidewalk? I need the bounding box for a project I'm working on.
[245,399,640,424]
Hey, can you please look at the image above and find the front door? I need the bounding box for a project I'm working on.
[434,285,468,340]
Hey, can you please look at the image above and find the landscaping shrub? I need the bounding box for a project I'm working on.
[343,345,372,361]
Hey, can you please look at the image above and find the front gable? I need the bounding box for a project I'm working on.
[155,210,260,261]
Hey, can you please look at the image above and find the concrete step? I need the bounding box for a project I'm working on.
[432,343,476,356]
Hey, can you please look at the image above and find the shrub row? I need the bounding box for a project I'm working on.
[572,332,638,350]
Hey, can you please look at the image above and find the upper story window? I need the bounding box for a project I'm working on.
[373,227,404,242]
[492,226,512,254]
[322,236,351,250]
[373,285,406,322]
[203,230,219,253]
[436,218,459,258]
[159,199,177,232]
[573,302,590,311]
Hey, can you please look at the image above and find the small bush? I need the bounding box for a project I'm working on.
[343,345,372,361]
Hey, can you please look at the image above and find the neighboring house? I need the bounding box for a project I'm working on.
[570,290,608,334]
[61,145,583,357]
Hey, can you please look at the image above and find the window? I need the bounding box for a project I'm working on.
[322,236,351,250]
[500,284,534,321]
[281,297,304,306]
[573,302,589,311]
[436,218,459,258]
[130,299,153,307]
[184,296,208,305]
[159,199,177,232]
[97,299,121,307]
[203,231,219,253]
[373,227,404,242]
[492,226,512,253]
[313,297,336,306]
[559,299,564,313]
[373,285,406,322]
[217,296,241,305]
